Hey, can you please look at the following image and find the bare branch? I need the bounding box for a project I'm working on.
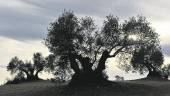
[92,46,102,64]
[109,46,126,58]
[108,42,121,53]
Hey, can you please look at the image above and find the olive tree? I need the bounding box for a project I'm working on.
[7,52,46,80]
[45,11,160,84]
[131,45,164,78]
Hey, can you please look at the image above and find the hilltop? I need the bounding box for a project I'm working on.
[0,80,170,96]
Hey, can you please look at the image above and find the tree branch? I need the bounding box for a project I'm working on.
[108,42,121,53]
[109,46,126,58]
[35,68,43,76]
[21,69,29,77]
[92,46,102,64]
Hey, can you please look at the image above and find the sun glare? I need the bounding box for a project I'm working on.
[128,35,138,41]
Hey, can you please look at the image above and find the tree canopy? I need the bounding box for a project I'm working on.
[45,11,162,84]
[131,45,164,77]
[7,52,46,80]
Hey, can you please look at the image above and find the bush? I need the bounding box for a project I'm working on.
[115,75,124,81]
[5,72,27,84]
[5,77,27,84]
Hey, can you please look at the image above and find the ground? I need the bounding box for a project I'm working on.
[0,79,170,96]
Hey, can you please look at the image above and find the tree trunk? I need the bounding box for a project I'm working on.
[145,63,162,79]
[147,70,161,78]
[69,56,80,74]
[22,69,30,80]
[27,74,33,80]
[34,69,43,80]
[69,51,111,86]
[77,56,93,73]
[95,51,109,74]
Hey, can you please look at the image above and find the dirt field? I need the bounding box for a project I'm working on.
[0,80,170,96]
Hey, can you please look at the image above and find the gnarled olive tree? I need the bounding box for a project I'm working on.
[131,45,164,78]
[45,11,160,84]
[7,52,46,80]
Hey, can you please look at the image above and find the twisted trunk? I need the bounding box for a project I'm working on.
[144,62,162,78]
[21,68,42,80]
[69,51,114,86]
[76,56,93,73]
[21,69,32,80]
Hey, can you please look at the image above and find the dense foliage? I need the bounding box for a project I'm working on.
[45,11,162,84]
[131,45,164,77]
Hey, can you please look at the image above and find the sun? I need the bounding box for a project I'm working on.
[128,34,138,41]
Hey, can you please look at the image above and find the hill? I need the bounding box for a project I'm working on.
[0,80,170,96]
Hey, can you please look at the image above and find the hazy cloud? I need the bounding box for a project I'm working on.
[0,0,144,40]
[1,0,170,40]
[0,36,49,66]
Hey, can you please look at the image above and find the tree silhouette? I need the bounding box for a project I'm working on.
[162,64,170,79]
[45,11,160,85]
[7,52,46,80]
[45,54,73,81]
[131,45,164,78]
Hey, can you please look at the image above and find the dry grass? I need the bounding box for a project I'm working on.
[0,79,170,96]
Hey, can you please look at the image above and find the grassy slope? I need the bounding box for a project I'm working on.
[0,80,170,96]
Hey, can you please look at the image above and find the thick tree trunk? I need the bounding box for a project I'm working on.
[69,51,111,86]
[27,74,33,80]
[70,51,110,86]
[24,71,39,80]
[69,56,93,86]
[77,56,93,73]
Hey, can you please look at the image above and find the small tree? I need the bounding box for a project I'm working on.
[33,52,46,79]
[162,64,170,79]
[130,46,164,78]
[7,52,46,80]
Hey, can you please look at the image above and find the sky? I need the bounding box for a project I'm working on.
[0,0,170,81]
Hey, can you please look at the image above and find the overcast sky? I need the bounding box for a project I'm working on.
[0,0,170,80]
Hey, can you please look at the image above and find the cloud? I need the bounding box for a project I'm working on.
[0,0,143,40]
[1,0,170,41]
[164,55,170,65]
[0,36,49,67]
[0,0,53,40]
[162,45,170,56]
[106,57,147,80]
[137,0,170,21]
